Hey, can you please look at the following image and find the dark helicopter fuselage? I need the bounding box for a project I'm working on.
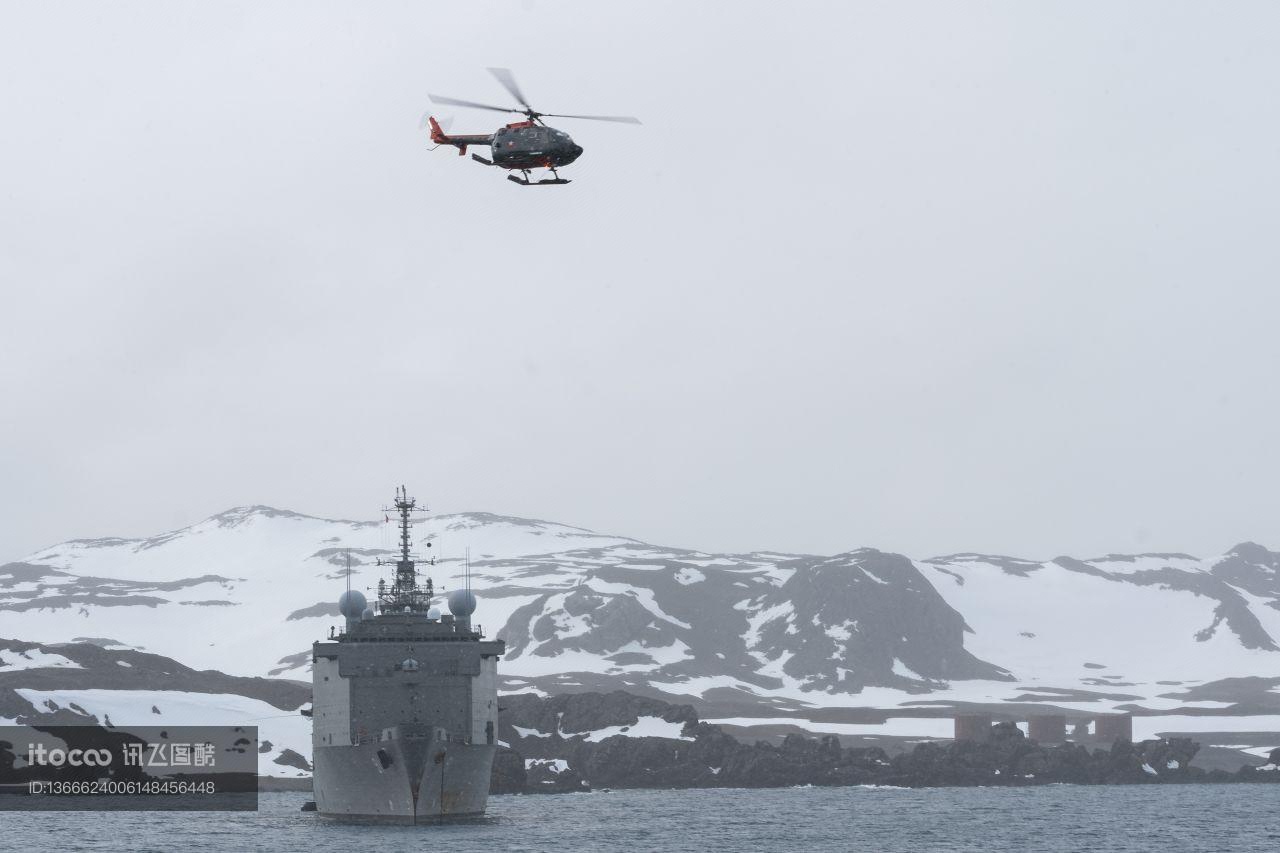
[490,121,584,169]
[429,118,583,172]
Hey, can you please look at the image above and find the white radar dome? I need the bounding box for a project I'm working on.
[447,589,477,617]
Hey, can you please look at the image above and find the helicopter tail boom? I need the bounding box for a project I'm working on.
[428,116,493,155]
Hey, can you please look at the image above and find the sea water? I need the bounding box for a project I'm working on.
[9,785,1278,852]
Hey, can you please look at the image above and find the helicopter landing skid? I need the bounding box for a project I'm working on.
[508,175,571,186]
[508,168,570,186]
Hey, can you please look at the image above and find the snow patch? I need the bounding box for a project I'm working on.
[674,567,705,585]
[891,658,926,681]
[0,649,83,671]
[576,715,692,742]
[511,725,552,738]
[13,688,310,777]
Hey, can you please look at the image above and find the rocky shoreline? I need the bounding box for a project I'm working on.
[489,690,1280,794]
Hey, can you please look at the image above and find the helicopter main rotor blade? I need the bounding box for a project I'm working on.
[540,113,642,124]
[487,67,533,111]
[428,93,519,114]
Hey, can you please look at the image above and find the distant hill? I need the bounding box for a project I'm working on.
[4,505,1280,758]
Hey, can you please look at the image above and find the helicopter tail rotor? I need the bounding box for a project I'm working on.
[419,113,454,132]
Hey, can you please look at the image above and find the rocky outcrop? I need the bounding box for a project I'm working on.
[489,746,528,794]
[1210,543,1280,601]
[272,749,312,772]
[524,759,590,793]
[491,691,1280,793]
[500,689,697,737]
[752,550,1014,692]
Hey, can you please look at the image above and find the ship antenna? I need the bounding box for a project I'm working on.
[345,549,351,595]
[376,484,433,612]
[398,485,411,565]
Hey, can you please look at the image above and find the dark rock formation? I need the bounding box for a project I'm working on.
[525,759,590,793]
[755,551,1015,692]
[272,748,312,772]
[500,689,696,738]
[489,746,528,794]
[493,544,1018,700]
[1210,543,1280,603]
[490,690,1280,794]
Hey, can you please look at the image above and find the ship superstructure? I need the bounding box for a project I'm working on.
[310,486,504,822]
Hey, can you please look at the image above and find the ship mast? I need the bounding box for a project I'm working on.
[377,484,434,613]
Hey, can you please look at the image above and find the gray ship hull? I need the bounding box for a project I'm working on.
[313,732,495,823]
[311,487,505,824]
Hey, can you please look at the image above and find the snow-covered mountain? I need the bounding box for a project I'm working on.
[4,505,1280,751]
[0,637,312,778]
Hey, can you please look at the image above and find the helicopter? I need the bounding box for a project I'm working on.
[425,68,640,186]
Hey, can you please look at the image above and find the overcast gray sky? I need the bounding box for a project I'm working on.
[2,1,1278,563]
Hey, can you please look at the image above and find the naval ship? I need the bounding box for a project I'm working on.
[310,486,505,822]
